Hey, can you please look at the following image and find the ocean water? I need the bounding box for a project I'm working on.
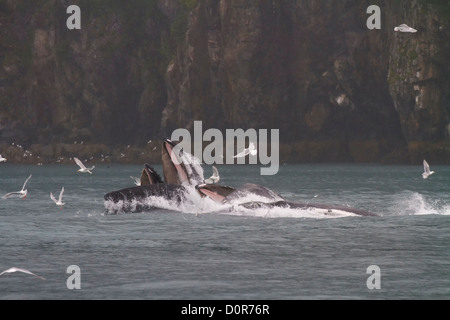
[0,163,449,300]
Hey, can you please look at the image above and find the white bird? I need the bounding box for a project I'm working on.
[0,154,6,162]
[130,176,141,186]
[50,187,65,208]
[233,142,258,158]
[204,166,220,184]
[74,157,95,174]
[0,267,46,280]
[394,24,417,33]
[422,160,435,179]
[2,174,32,199]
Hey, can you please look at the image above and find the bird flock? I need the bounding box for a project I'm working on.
[0,154,439,281]
[0,153,440,206]
[0,21,425,282]
[0,156,98,282]
[0,142,259,208]
[1,157,95,208]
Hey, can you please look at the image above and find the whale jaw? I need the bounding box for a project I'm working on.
[104,184,187,213]
[196,184,236,202]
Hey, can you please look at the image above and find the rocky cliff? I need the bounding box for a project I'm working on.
[387,0,450,163]
[0,0,449,165]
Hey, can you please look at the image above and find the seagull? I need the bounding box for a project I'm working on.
[204,166,220,184]
[130,176,141,186]
[50,187,65,208]
[2,174,32,199]
[394,24,417,33]
[422,160,435,179]
[233,142,258,158]
[0,267,46,280]
[74,157,95,174]
[0,154,6,162]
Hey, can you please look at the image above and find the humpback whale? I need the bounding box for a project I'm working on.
[104,139,379,217]
[105,163,182,205]
[105,139,212,212]
[105,184,179,202]
[196,183,377,216]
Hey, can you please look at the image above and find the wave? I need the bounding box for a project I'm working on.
[391,191,450,216]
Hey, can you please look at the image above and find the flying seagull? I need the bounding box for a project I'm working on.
[233,142,258,158]
[0,267,46,280]
[204,166,220,184]
[50,187,65,208]
[394,24,417,33]
[74,157,95,174]
[2,174,32,199]
[422,160,435,179]
[0,154,6,162]
[130,176,141,186]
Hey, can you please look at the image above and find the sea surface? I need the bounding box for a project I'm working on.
[0,163,449,300]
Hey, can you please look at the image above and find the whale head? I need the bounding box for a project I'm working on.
[140,164,164,185]
[162,139,190,185]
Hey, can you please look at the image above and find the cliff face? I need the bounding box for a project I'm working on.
[386,0,450,163]
[162,0,407,163]
[1,0,170,147]
[0,0,449,164]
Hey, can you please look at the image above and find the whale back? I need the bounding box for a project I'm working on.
[104,184,186,205]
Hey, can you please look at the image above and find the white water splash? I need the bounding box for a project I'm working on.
[179,151,205,185]
[224,204,356,219]
[392,191,450,216]
[104,185,359,219]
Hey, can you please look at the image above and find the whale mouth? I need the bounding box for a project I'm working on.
[196,184,236,202]
[162,139,205,186]
[162,139,190,185]
[105,139,380,217]
[140,164,163,185]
